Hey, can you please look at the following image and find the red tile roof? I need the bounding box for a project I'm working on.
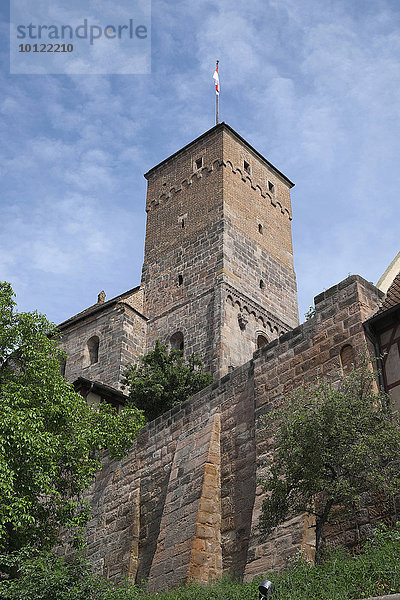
[376,271,400,314]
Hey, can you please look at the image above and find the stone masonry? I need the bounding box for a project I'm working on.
[59,275,387,589]
[60,123,298,384]
[57,123,396,591]
[143,124,299,378]
[59,287,147,391]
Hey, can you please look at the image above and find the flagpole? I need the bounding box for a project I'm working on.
[216,60,219,125]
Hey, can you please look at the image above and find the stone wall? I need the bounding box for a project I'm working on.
[222,127,299,332]
[220,281,289,371]
[60,302,147,390]
[244,274,384,578]
[144,219,224,375]
[142,128,224,375]
[142,127,224,318]
[141,124,298,379]
[70,275,383,590]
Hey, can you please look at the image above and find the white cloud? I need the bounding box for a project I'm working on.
[2,0,400,323]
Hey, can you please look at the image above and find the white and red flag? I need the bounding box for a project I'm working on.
[213,63,220,95]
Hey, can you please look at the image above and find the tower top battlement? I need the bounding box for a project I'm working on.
[144,122,295,188]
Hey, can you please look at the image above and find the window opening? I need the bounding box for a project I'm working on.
[340,345,355,372]
[170,332,184,351]
[257,334,268,349]
[87,336,99,365]
[60,358,66,377]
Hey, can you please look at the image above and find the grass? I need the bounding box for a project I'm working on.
[134,524,400,600]
[2,524,400,600]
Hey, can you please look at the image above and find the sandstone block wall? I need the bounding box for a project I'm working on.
[220,280,291,372]
[142,128,224,318]
[60,302,147,390]
[222,127,298,331]
[142,124,299,379]
[142,128,224,375]
[244,275,384,578]
[144,219,224,375]
[72,275,384,590]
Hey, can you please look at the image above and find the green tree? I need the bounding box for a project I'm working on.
[123,340,213,422]
[0,549,144,600]
[0,282,146,564]
[258,360,400,562]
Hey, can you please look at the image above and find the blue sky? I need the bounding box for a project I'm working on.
[1,0,399,325]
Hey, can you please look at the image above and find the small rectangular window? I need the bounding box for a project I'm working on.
[244,160,250,174]
[178,213,187,228]
[258,223,263,234]
[268,180,275,193]
[195,157,203,170]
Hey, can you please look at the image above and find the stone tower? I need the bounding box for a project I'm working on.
[142,123,299,378]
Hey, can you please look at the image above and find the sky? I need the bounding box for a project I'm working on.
[1,0,400,325]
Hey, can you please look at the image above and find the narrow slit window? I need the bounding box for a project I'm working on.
[244,160,250,174]
[178,274,183,286]
[195,157,203,170]
[178,214,187,229]
[258,223,263,234]
[60,358,66,377]
[268,181,275,193]
[340,345,355,372]
[87,336,99,365]
[260,279,265,290]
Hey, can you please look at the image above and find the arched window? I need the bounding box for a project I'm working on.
[340,344,355,372]
[170,332,184,351]
[87,336,100,365]
[257,334,269,349]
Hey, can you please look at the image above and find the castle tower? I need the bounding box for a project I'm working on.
[141,123,299,378]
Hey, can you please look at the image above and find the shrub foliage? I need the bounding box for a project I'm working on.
[258,358,400,561]
[0,282,146,567]
[2,524,400,599]
[123,341,212,422]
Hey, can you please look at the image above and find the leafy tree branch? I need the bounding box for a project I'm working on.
[258,358,400,562]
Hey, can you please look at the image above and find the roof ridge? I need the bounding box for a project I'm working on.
[58,285,141,328]
[375,270,400,315]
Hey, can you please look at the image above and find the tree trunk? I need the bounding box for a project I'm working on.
[315,499,334,564]
[315,517,324,564]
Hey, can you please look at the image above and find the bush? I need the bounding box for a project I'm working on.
[124,341,212,422]
[267,523,400,600]
[0,550,143,600]
[2,525,400,600]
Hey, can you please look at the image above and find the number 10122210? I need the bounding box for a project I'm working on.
[19,43,73,52]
